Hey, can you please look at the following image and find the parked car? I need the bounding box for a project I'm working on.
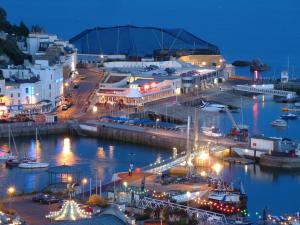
[40,195,60,204]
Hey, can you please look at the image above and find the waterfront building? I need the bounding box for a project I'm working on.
[0,59,64,116]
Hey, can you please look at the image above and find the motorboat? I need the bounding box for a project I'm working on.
[270,119,287,127]
[18,161,49,169]
[0,152,16,161]
[208,191,241,205]
[5,158,21,167]
[295,102,300,107]
[201,103,226,112]
[280,113,297,120]
[201,126,223,137]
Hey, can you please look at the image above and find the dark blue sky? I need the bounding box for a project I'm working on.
[1,0,300,74]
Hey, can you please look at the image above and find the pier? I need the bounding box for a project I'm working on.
[233,84,297,99]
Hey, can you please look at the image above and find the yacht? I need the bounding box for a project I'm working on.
[201,103,226,112]
[280,113,297,120]
[270,119,287,127]
[18,161,49,169]
[208,191,241,205]
[201,127,223,137]
[18,128,49,169]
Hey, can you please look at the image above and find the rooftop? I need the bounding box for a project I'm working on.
[70,25,220,57]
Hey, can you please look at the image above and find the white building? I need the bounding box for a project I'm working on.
[22,33,77,76]
[0,60,64,115]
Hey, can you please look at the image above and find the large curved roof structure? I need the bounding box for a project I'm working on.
[69,25,220,57]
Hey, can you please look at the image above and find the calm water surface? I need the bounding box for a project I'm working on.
[0,99,299,217]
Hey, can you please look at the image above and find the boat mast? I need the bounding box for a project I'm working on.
[8,125,11,153]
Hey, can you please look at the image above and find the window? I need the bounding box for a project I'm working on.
[49,84,51,90]
[18,100,21,104]
[25,88,29,94]
[10,93,13,98]
[0,88,1,93]
[18,93,20,98]
[49,92,51,98]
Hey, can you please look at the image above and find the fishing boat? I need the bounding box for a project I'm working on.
[201,126,223,137]
[270,119,287,127]
[280,113,297,120]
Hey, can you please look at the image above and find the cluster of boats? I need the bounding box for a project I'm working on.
[270,113,298,128]
[0,128,49,169]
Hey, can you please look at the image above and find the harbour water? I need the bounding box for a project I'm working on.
[0,98,299,217]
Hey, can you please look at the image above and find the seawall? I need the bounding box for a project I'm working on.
[0,122,71,138]
[260,154,300,169]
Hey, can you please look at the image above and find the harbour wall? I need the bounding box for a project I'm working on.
[260,154,300,169]
[77,123,188,151]
[0,122,70,138]
[75,122,245,152]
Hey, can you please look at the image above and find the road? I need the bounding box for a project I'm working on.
[58,68,103,121]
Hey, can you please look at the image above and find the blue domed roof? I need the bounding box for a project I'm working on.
[70,25,219,57]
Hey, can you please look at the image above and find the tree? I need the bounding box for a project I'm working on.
[31,25,44,33]
[17,21,29,37]
[0,8,7,21]
[87,195,108,208]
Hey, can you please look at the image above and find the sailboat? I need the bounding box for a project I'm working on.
[18,128,49,169]
[0,126,17,161]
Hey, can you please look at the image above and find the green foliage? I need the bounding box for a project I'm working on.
[135,213,150,221]
[31,25,44,33]
[0,7,29,37]
[0,38,24,65]
[87,194,108,208]
[0,8,7,21]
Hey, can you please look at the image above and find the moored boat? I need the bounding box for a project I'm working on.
[202,126,223,137]
[270,119,287,127]
[18,161,49,169]
[280,113,297,120]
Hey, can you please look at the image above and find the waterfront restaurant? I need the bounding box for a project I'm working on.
[97,77,181,106]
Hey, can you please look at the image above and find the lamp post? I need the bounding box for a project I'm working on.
[155,118,160,131]
[67,176,73,200]
[195,84,199,96]
[82,178,88,199]
[7,186,15,210]
[186,191,191,207]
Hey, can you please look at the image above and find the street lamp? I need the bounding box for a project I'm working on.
[7,186,15,210]
[82,178,88,199]
[195,84,199,96]
[186,191,191,207]
[212,163,223,176]
[155,118,160,131]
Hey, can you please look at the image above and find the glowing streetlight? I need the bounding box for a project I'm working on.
[212,163,223,175]
[155,118,160,130]
[7,186,15,209]
[92,106,98,113]
[123,181,128,188]
[199,151,209,161]
[67,176,73,183]
[200,171,207,177]
[82,178,88,199]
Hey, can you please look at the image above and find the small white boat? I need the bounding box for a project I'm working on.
[208,191,241,204]
[0,152,16,161]
[18,161,49,169]
[201,127,223,137]
[270,119,287,127]
[280,113,297,120]
[294,102,300,107]
[202,104,226,112]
